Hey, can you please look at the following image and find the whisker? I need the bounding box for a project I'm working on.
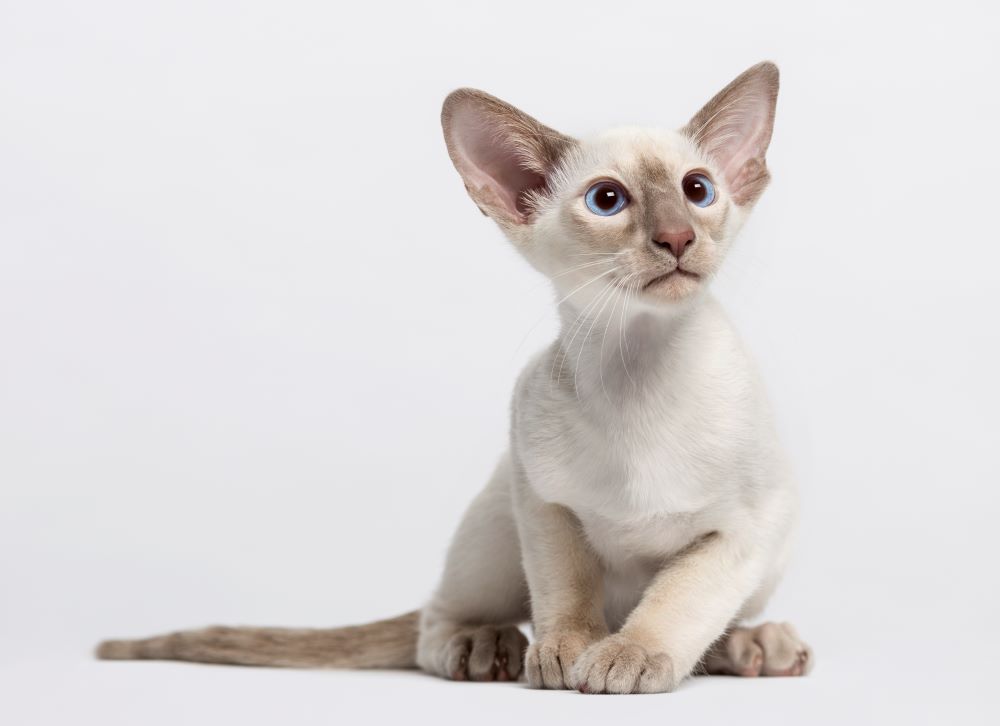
[552,277,617,386]
[621,278,640,389]
[572,281,619,400]
[550,284,603,385]
[554,267,619,309]
[552,280,614,384]
[544,258,616,284]
[520,257,616,297]
[514,266,618,363]
[618,274,638,389]
[600,274,634,404]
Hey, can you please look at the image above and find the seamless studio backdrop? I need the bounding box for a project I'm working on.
[1,1,998,724]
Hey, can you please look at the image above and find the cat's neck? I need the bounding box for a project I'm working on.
[553,294,716,402]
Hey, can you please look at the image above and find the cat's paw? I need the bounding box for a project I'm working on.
[525,630,598,689]
[570,634,675,694]
[443,625,528,681]
[703,621,812,677]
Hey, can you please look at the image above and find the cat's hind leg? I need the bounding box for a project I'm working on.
[416,453,530,681]
[700,522,811,678]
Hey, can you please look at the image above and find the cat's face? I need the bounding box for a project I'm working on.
[529,130,741,310]
[442,63,778,317]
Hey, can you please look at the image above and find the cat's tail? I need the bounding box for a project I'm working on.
[95,610,420,669]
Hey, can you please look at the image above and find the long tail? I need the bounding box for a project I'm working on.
[96,610,420,669]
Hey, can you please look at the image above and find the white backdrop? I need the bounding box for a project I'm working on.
[1,1,998,724]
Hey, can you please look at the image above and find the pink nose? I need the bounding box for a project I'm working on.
[652,229,695,259]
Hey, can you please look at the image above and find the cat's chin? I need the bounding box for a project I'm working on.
[641,270,703,304]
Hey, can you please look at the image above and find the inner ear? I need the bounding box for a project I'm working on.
[442,89,576,226]
[683,62,780,205]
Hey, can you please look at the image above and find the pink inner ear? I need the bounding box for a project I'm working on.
[450,106,544,220]
[715,107,770,183]
[686,64,778,200]
[692,92,772,187]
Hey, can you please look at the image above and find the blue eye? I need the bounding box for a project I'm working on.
[585,181,629,216]
[682,173,716,207]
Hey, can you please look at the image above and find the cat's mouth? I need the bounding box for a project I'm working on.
[643,269,701,290]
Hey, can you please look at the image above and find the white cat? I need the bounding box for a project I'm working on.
[98,61,811,694]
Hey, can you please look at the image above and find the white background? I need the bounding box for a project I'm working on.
[2,1,998,723]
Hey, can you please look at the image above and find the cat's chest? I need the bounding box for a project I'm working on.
[517,374,742,524]
[513,305,758,545]
[576,506,712,567]
[567,424,720,516]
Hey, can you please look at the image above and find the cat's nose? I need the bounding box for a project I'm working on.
[652,229,695,259]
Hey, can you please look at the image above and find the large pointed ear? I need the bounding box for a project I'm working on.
[683,62,779,206]
[441,89,577,228]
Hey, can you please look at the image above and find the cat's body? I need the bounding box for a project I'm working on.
[98,62,811,693]
[517,295,795,633]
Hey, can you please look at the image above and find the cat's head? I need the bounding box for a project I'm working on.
[441,62,779,315]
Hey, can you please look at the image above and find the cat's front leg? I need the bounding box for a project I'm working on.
[512,478,608,689]
[570,530,772,694]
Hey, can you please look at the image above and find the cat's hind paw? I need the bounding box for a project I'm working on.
[442,625,528,682]
[703,621,812,677]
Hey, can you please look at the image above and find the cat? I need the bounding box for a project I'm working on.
[97,61,811,694]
